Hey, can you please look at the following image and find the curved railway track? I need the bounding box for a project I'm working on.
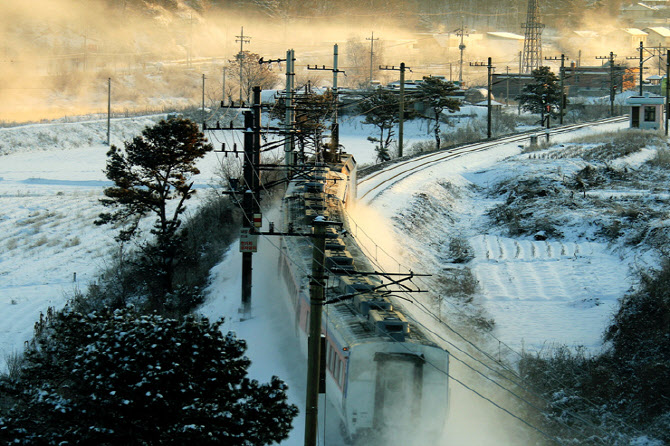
[358,116,628,202]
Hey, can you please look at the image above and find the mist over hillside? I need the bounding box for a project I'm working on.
[1,0,633,123]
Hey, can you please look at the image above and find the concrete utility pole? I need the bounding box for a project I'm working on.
[222,66,227,104]
[639,41,644,96]
[596,52,617,116]
[399,62,406,157]
[545,54,567,124]
[487,57,492,138]
[380,63,410,156]
[470,58,494,138]
[239,87,262,318]
[285,49,295,175]
[457,17,468,85]
[240,108,254,317]
[666,50,669,136]
[306,45,346,156]
[201,73,206,125]
[303,218,328,446]
[333,44,340,152]
[236,27,251,103]
[366,32,379,86]
[107,77,111,146]
[505,66,510,106]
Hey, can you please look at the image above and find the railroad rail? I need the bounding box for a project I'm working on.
[358,116,628,202]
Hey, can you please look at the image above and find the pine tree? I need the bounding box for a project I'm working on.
[95,117,213,310]
[517,66,563,126]
[0,307,299,445]
[357,89,401,162]
[413,77,461,150]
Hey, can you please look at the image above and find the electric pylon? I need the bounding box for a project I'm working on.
[521,0,544,74]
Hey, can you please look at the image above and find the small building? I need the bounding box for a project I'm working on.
[619,28,648,49]
[643,26,670,46]
[622,3,659,25]
[625,92,666,130]
[484,32,525,56]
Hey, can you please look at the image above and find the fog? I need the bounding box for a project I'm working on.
[1,0,635,123]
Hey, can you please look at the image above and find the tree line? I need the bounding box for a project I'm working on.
[106,0,628,30]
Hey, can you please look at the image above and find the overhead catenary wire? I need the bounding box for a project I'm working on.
[210,93,642,443]
[239,164,607,445]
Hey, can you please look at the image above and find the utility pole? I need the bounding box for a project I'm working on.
[666,50,669,136]
[306,45,346,157]
[222,66,227,104]
[505,66,510,106]
[236,27,251,103]
[237,87,263,318]
[240,107,254,317]
[304,218,328,446]
[545,54,566,124]
[366,32,379,87]
[456,17,468,85]
[332,44,340,153]
[259,52,294,177]
[470,58,494,138]
[399,62,406,157]
[286,49,295,175]
[202,73,206,125]
[596,51,617,116]
[639,41,644,96]
[107,77,111,146]
[380,63,410,156]
[626,42,659,96]
[487,57,493,138]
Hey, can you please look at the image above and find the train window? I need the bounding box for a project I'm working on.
[329,347,336,372]
[334,358,341,384]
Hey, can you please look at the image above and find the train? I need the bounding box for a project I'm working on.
[278,153,451,444]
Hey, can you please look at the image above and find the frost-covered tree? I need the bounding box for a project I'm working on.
[0,306,298,445]
[413,77,461,150]
[227,51,280,103]
[95,117,212,309]
[517,66,563,126]
[357,89,401,162]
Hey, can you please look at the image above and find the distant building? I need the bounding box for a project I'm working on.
[643,26,670,46]
[622,3,659,26]
[614,28,649,49]
[491,64,637,100]
[484,32,525,55]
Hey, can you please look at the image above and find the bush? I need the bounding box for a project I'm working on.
[78,193,240,316]
[518,260,670,443]
[0,306,298,445]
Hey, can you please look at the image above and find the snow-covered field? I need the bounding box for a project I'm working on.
[1,110,657,444]
[355,119,641,353]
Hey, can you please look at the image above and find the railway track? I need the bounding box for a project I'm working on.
[357,116,628,202]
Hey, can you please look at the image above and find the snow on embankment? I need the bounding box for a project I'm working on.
[0,115,224,370]
[0,116,163,156]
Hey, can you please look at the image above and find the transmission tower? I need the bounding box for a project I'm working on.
[521,0,544,73]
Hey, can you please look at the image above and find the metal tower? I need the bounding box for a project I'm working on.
[521,0,544,73]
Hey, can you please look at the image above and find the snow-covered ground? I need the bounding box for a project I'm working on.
[0,110,655,444]
[355,119,637,352]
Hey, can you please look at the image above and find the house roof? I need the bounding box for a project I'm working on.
[486,31,524,40]
[645,26,670,36]
[623,3,658,10]
[623,28,649,36]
